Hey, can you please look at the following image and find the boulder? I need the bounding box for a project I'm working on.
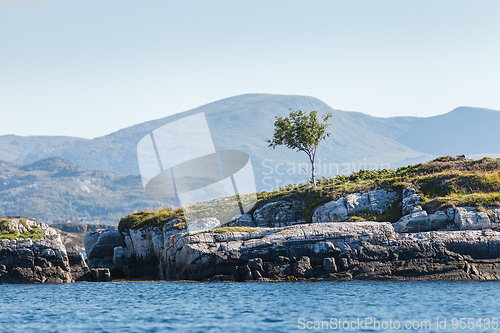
[312,198,348,222]
[455,207,491,230]
[253,201,304,227]
[490,208,500,224]
[346,193,371,214]
[393,208,429,233]
[402,187,420,215]
[369,189,398,213]
[428,210,451,230]
[227,214,254,227]
[84,230,125,260]
[90,268,112,282]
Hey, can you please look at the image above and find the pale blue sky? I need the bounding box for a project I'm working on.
[1,0,500,138]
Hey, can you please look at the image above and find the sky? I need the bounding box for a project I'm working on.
[1,0,500,139]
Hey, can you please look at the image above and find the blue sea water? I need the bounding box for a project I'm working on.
[1,281,500,332]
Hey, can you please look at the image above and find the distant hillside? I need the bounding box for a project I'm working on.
[396,107,500,156]
[1,95,499,193]
[0,157,172,223]
[0,94,431,191]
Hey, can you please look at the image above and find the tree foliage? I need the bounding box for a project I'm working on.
[266,108,332,187]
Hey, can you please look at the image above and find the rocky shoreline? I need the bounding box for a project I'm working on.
[0,217,91,283]
[5,185,500,284]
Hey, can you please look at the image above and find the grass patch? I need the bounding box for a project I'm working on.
[206,226,258,233]
[118,208,185,232]
[0,229,46,241]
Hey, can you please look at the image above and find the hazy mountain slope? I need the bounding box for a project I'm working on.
[396,107,500,156]
[341,111,417,141]
[0,95,429,188]
[0,157,172,223]
[0,135,87,163]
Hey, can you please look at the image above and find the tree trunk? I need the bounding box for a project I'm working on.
[310,156,316,187]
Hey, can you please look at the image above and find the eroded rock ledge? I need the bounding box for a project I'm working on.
[160,222,500,281]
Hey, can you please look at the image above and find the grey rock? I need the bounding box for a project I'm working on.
[113,246,133,268]
[428,210,451,230]
[455,207,491,230]
[402,187,421,215]
[447,207,455,221]
[323,257,337,273]
[91,268,112,282]
[67,251,90,282]
[248,258,266,280]
[187,218,221,233]
[267,256,292,279]
[369,189,398,213]
[162,219,187,240]
[253,201,304,227]
[312,198,348,222]
[393,209,429,233]
[346,193,371,214]
[293,256,314,278]
[227,214,254,227]
[0,218,73,284]
[84,230,125,260]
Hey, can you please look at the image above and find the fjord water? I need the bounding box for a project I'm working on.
[1,281,500,332]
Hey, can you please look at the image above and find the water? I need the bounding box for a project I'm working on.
[1,281,500,332]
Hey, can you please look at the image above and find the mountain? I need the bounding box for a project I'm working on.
[0,94,498,193]
[396,107,500,156]
[0,94,431,190]
[0,157,172,223]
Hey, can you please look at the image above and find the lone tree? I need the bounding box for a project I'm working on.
[267,108,332,187]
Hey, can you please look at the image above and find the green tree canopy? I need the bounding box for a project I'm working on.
[266,108,332,187]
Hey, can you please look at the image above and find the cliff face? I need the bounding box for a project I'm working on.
[163,222,500,281]
[105,220,500,282]
[0,217,90,284]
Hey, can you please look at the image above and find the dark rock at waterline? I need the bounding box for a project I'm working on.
[84,230,125,260]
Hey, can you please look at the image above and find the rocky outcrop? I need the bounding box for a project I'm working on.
[84,229,125,260]
[402,187,421,215]
[0,217,83,284]
[252,201,304,227]
[227,214,254,227]
[312,198,348,222]
[160,221,500,281]
[312,189,397,222]
[455,207,492,230]
[394,187,500,233]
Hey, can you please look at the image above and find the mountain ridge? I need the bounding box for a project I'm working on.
[0,94,498,192]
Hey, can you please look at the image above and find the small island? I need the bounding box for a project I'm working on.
[4,156,500,283]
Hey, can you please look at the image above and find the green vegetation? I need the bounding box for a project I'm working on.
[0,218,46,241]
[207,226,259,233]
[266,109,332,187]
[119,156,500,230]
[118,208,185,232]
